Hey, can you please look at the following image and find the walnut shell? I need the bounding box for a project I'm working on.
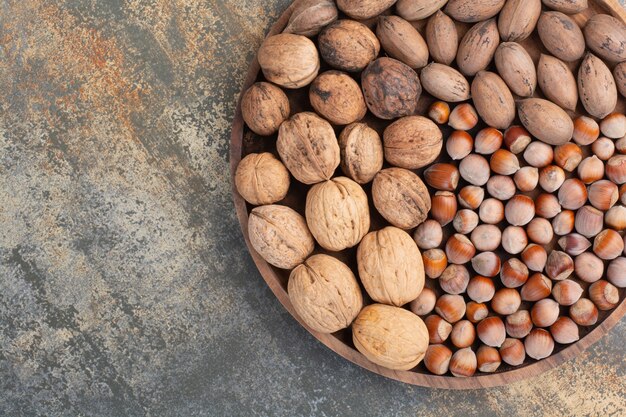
[319,20,380,72]
[471,71,515,130]
[284,0,338,37]
[339,123,384,184]
[372,167,432,229]
[457,18,500,76]
[497,0,541,41]
[277,112,340,185]
[583,14,626,63]
[383,116,443,169]
[445,0,505,23]
[241,82,290,136]
[518,98,574,145]
[305,177,370,251]
[258,34,320,89]
[336,0,397,19]
[362,58,422,120]
[357,227,425,306]
[420,63,470,102]
[425,11,459,66]
[376,16,429,69]
[352,304,429,370]
[614,62,626,98]
[494,42,537,98]
[537,54,578,111]
[396,0,448,21]
[288,254,363,333]
[235,153,290,205]
[537,11,585,62]
[309,71,367,125]
[578,52,618,119]
[248,205,314,269]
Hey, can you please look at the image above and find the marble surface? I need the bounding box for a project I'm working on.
[0,1,625,416]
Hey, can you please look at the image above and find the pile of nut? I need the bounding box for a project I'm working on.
[235,0,626,377]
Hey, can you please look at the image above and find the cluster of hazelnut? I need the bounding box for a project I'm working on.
[234,0,626,377]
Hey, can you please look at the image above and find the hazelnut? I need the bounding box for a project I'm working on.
[353,304,429,370]
[521,273,552,302]
[476,127,504,155]
[505,195,535,226]
[357,227,424,306]
[460,154,490,186]
[479,198,505,224]
[435,294,466,323]
[575,252,604,283]
[592,137,616,161]
[559,233,592,256]
[428,101,451,124]
[362,58,422,120]
[248,205,314,269]
[525,329,554,360]
[449,103,479,131]
[425,315,453,344]
[500,338,526,366]
[414,220,444,250]
[554,142,583,172]
[467,276,496,303]
[539,165,565,193]
[552,210,576,236]
[447,130,474,160]
[605,206,626,231]
[490,149,520,175]
[477,317,506,347]
[451,320,476,348]
[470,224,501,251]
[491,288,522,316]
[521,244,548,272]
[575,206,604,238]
[410,287,437,316]
[593,229,625,260]
[545,250,574,281]
[277,112,340,185]
[573,115,600,145]
[504,125,532,154]
[431,191,458,226]
[570,298,599,326]
[384,116,442,169]
[424,344,453,375]
[454,209,480,235]
[440,264,470,295]
[487,175,516,201]
[445,234,476,265]
[423,249,448,279]
[558,179,587,211]
[450,348,477,377]
[241,82,290,135]
[425,163,460,191]
[608,257,626,287]
[526,217,554,245]
[505,310,533,338]
[288,254,362,333]
[523,141,553,168]
[589,280,620,310]
[514,166,539,192]
[339,123,384,184]
[502,226,528,255]
[258,34,320,88]
[477,345,501,373]
[550,316,580,344]
[235,153,290,205]
[500,258,529,288]
[466,301,489,323]
[535,193,562,219]
[458,185,485,210]
[471,252,502,277]
[578,156,605,184]
[310,71,367,125]
[531,299,560,327]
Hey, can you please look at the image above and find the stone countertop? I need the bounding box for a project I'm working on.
[0,1,624,416]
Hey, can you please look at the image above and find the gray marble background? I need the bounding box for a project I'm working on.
[1,1,625,416]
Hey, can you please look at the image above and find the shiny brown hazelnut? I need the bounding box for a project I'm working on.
[552,210,576,236]
[589,280,620,310]
[502,226,528,255]
[477,346,501,373]
[491,288,522,316]
[521,273,552,302]
[423,249,448,279]
[505,310,533,338]
[525,329,554,360]
[477,317,506,347]
[575,252,604,283]
[531,298,560,327]
[435,294,467,323]
[440,264,471,295]
[467,276,496,303]
[550,316,580,344]
[500,258,529,288]
[414,220,444,250]
[570,298,599,326]
[500,338,526,366]
[521,244,548,272]
[552,279,584,306]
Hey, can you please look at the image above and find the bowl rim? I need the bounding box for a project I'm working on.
[229,0,626,389]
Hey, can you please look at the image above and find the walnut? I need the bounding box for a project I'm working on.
[352,304,429,370]
[357,226,425,306]
[339,123,383,184]
[241,82,290,136]
[310,71,367,125]
[258,33,320,89]
[277,112,340,185]
[283,0,338,37]
[372,168,432,229]
[305,177,370,251]
[361,57,422,120]
[288,254,363,333]
[336,0,398,20]
[248,205,314,269]
[383,116,443,169]
[319,20,380,72]
[235,153,290,205]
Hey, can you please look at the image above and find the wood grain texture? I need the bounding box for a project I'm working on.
[231,0,626,389]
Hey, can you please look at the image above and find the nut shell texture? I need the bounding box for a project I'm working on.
[583,14,626,63]
[361,57,422,120]
[319,20,380,72]
[578,53,618,119]
[288,254,363,333]
[339,123,384,184]
[377,16,429,69]
[517,98,574,145]
[310,71,367,125]
[248,205,315,269]
[258,33,320,88]
[277,112,340,185]
[336,0,397,19]
[357,227,425,306]
[306,177,370,251]
[241,82,290,136]
[284,0,338,37]
[235,153,290,205]
[372,168,432,229]
[383,116,443,169]
[353,304,429,370]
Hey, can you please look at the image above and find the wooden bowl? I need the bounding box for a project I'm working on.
[230,1,626,389]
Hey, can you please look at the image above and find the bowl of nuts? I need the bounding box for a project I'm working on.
[230,0,626,389]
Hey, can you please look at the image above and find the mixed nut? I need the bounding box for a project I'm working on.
[235,0,626,377]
